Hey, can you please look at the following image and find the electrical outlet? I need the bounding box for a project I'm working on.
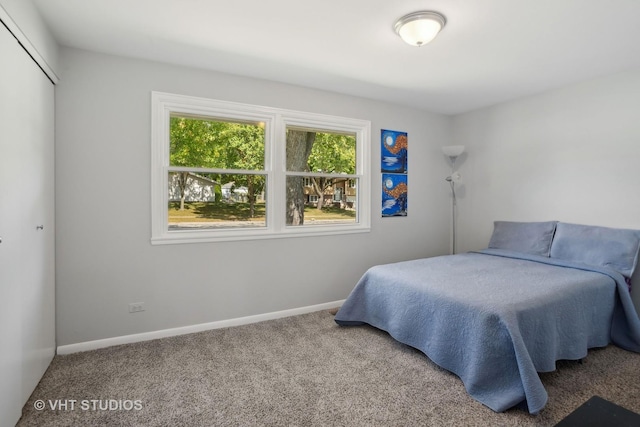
[129,302,145,313]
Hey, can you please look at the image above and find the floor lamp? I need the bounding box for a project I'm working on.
[442,145,465,254]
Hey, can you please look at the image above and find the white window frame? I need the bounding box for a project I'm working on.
[151,92,371,244]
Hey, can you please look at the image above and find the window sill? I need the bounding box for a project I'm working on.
[150,225,371,245]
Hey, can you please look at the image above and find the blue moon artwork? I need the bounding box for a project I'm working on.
[382,173,408,217]
[381,129,408,174]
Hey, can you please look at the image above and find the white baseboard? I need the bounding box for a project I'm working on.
[56,300,345,355]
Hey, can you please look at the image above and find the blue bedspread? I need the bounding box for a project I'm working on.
[335,249,640,414]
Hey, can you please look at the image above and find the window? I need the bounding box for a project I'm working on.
[151,92,371,244]
[333,187,343,202]
[168,115,267,230]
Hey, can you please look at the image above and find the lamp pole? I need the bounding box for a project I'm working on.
[442,145,465,255]
[445,159,458,254]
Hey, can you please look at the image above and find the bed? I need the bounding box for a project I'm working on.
[335,221,640,414]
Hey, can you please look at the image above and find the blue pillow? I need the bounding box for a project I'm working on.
[549,222,640,278]
[488,221,557,257]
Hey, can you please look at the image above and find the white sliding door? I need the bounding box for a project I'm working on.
[0,21,24,420]
[0,21,55,427]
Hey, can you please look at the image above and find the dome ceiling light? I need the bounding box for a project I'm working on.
[394,11,446,47]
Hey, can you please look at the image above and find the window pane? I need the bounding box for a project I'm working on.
[170,115,265,170]
[285,127,356,173]
[285,176,357,226]
[168,172,266,229]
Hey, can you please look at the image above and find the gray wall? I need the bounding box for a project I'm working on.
[452,70,640,311]
[55,47,453,346]
[54,47,640,346]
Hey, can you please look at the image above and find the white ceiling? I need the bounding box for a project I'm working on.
[33,0,640,115]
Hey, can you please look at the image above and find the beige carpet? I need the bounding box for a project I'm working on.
[18,309,640,426]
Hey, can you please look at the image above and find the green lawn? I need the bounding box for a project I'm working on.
[168,201,355,223]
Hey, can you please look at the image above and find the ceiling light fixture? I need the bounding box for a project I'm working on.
[394,11,446,47]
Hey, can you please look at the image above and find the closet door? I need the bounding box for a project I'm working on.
[0,23,24,423]
[0,22,55,427]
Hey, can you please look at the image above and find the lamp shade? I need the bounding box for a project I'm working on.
[395,11,446,47]
[442,145,465,158]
